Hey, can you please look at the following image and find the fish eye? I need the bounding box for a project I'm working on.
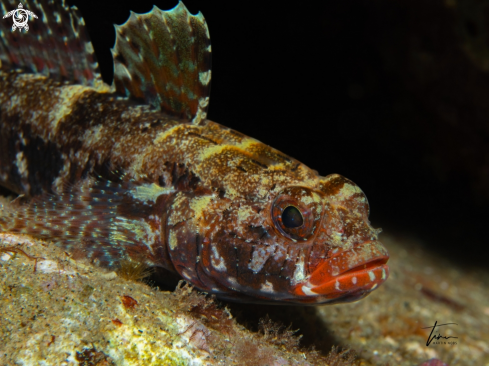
[271,187,323,241]
[282,206,303,228]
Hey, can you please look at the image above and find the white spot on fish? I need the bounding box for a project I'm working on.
[338,183,361,199]
[199,70,211,85]
[182,270,193,280]
[249,245,275,273]
[189,195,213,220]
[302,285,316,296]
[15,151,28,178]
[333,232,343,241]
[331,265,340,276]
[191,97,210,124]
[200,96,209,108]
[371,283,378,290]
[227,276,238,288]
[291,253,306,285]
[211,246,227,272]
[381,268,386,280]
[368,271,376,282]
[352,276,357,285]
[169,229,178,250]
[260,281,275,293]
[84,41,94,54]
[335,280,341,291]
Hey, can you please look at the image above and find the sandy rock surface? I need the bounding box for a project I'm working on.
[0,231,487,366]
[0,232,352,366]
[315,234,489,365]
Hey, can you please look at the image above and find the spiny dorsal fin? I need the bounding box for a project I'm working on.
[0,0,104,89]
[112,1,212,124]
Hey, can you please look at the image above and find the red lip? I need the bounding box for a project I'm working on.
[292,241,389,302]
[340,257,389,276]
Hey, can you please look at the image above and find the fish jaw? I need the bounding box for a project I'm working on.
[291,240,389,304]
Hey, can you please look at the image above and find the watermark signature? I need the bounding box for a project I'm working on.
[422,321,458,346]
[3,3,37,32]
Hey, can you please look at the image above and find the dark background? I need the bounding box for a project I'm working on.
[69,0,489,268]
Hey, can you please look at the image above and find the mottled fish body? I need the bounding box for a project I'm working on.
[0,0,389,304]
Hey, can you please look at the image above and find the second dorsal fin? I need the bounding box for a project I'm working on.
[112,2,212,124]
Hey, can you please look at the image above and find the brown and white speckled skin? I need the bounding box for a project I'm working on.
[0,0,390,304]
[0,69,389,304]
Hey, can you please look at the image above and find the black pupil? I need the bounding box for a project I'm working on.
[282,206,303,228]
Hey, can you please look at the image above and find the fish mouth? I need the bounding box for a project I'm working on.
[293,240,389,304]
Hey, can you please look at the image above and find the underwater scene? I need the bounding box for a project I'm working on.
[0,1,488,365]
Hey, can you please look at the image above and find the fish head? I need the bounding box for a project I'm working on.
[171,171,389,305]
[287,173,390,304]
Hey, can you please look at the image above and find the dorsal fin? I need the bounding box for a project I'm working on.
[112,2,212,124]
[0,0,104,89]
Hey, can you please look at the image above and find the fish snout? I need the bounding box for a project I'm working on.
[293,240,389,303]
